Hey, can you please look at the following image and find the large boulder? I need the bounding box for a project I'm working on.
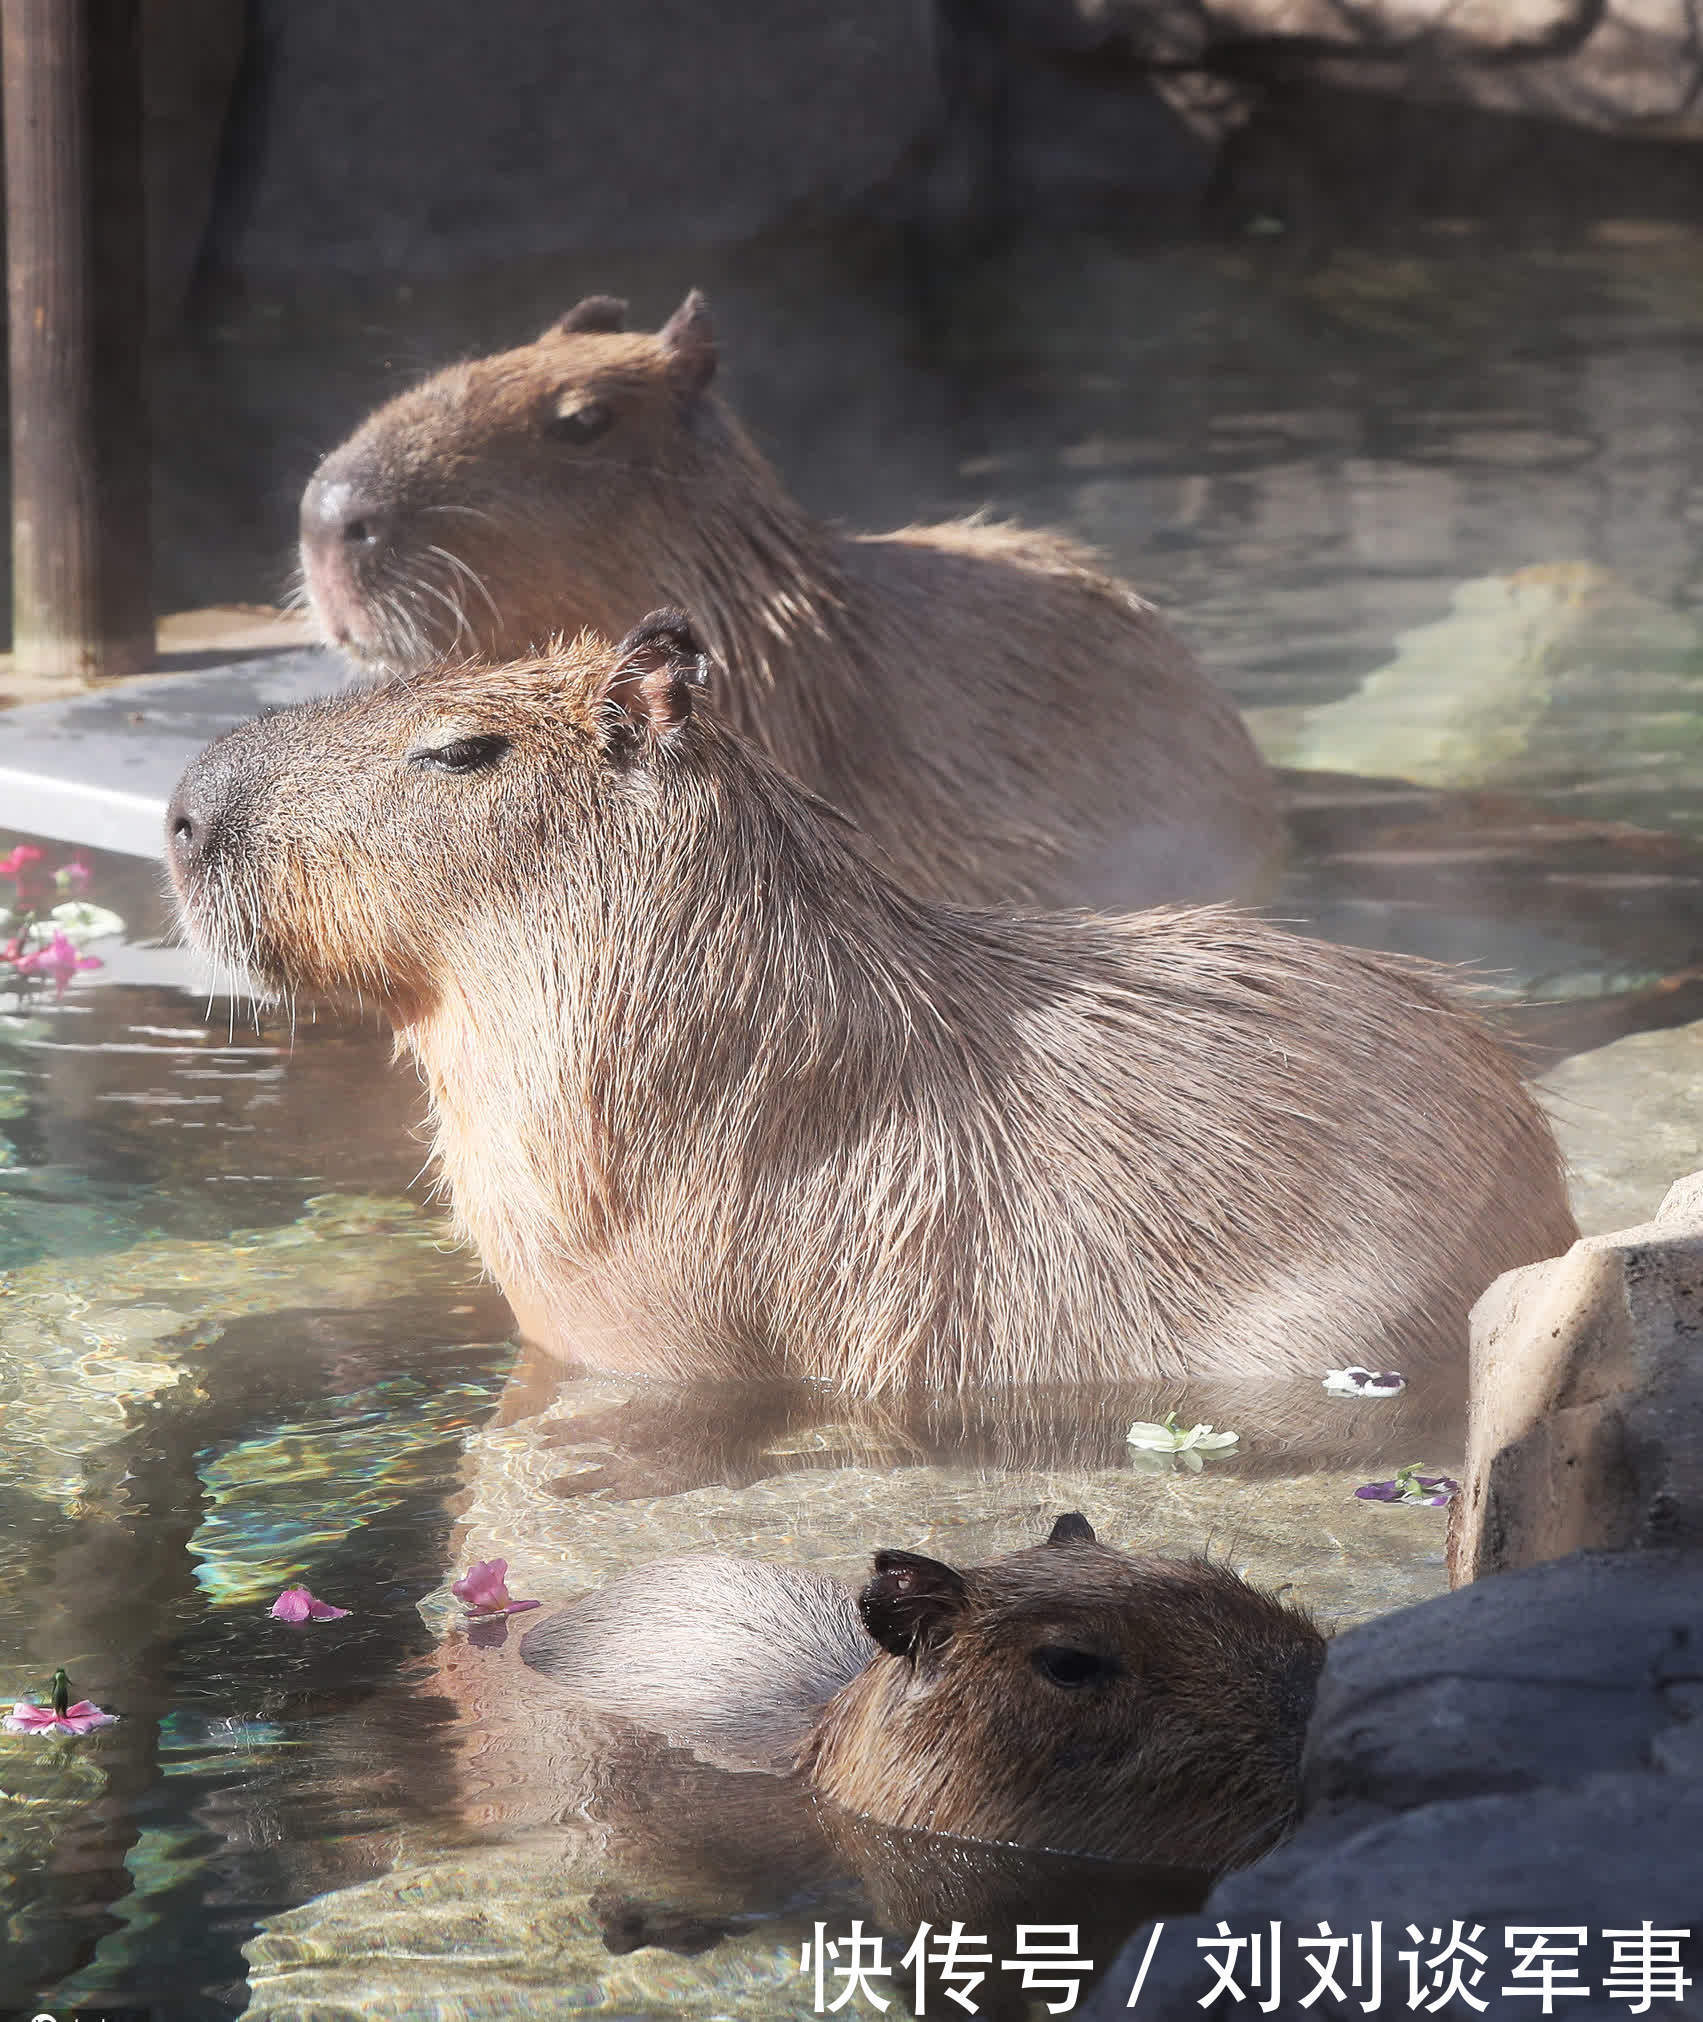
[1540,1028,1703,1241]
[1452,1169,1703,1581]
[1078,1549,1703,2020]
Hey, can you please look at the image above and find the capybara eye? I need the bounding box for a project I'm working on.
[408,734,511,775]
[547,398,612,446]
[1031,1645,1118,1689]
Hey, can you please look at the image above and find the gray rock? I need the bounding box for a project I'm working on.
[1053,0,1703,141]
[1302,1549,1703,1820]
[1454,1176,1703,1580]
[1083,1779,1703,2020]
[1259,564,1703,795]
[1080,1550,1703,2021]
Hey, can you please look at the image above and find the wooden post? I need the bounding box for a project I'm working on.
[3,0,152,684]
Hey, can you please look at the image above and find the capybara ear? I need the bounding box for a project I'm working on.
[859,1549,969,1661]
[1047,1512,1097,1547]
[550,294,628,337]
[658,289,717,398]
[605,608,712,737]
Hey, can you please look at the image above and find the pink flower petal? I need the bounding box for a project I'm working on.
[58,1701,118,1733]
[270,1585,350,1622]
[452,1557,540,1617]
[4,1697,117,1733]
[452,1557,509,1609]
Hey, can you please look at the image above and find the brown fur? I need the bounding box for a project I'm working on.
[298,291,1281,911]
[166,614,1578,1391]
[429,1561,1209,1976]
[801,1515,1326,1868]
[514,1515,1323,1870]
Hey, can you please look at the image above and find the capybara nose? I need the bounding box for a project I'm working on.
[166,741,236,876]
[300,474,388,553]
[166,777,205,871]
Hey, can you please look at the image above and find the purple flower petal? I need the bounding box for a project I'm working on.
[1356,1468,1460,1506]
[4,1700,57,1730]
[451,1557,510,1611]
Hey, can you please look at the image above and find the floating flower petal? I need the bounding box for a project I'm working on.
[1323,1366,1407,1399]
[12,930,102,997]
[269,1586,350,1622]
[46,901,125,945]
[4,1697,117,1735]
[452,1557,541,1618]
[1356,1464,1459,1507]
[1127,1411,1239,1454]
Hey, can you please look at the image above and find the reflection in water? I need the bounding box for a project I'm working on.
[247,1598,1208,2021]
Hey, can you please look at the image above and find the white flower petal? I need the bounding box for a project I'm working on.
[46,902,125,946]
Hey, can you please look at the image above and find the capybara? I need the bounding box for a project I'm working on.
[519,1513,1326,1869]
[298,290,1281,911]
[165,611,1578,1391]
[430,1590,1204,1996]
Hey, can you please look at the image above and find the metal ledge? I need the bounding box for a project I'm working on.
[0,646,349,858]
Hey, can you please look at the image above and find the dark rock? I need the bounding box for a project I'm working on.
[1303,1548,1703,1819]
[1080,1551,1703,2021]
[1083,1779,1703,2019]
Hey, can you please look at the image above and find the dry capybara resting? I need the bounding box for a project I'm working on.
[298,290,1280,911]
[167,609,1577,1391]
[517,1513,1326,1872]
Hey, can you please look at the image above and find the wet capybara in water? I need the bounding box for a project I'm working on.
[166,611,1577,1390]
[298,291,1280,911]
[518,1513,1326,1870]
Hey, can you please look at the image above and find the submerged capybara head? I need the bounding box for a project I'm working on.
[800,1514,1327,1871]
[165,610,728,1015]
[300,292,732,669]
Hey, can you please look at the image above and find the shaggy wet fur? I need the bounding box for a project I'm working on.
[516,1556,873,1773]
[801,1518,1327,1869]
[167,619,1578,1390]
[516,1516,1324,1871]
[298,292,1280,911]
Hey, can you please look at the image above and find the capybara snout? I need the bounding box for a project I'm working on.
[166,615,713,1011]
